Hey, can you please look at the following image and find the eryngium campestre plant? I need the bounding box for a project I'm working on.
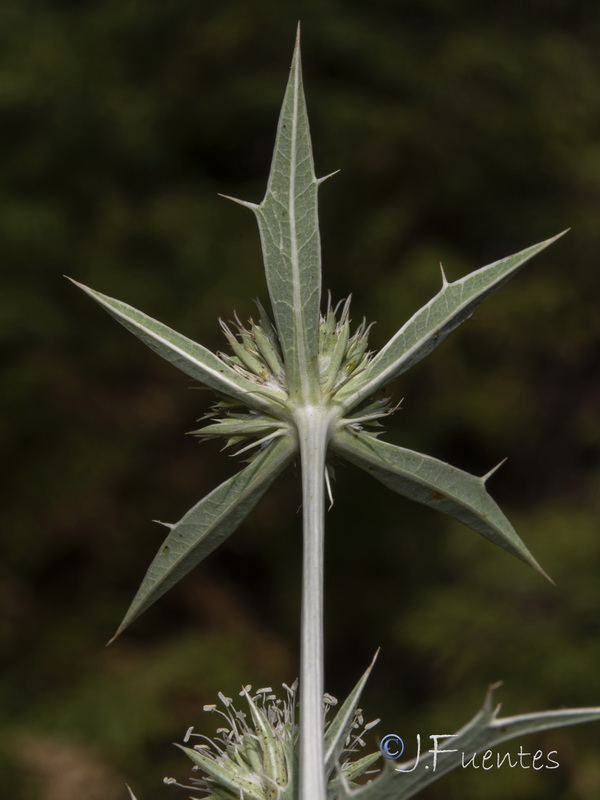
[71,26,600,800]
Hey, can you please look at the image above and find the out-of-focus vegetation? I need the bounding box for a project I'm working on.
[2,2,600,798]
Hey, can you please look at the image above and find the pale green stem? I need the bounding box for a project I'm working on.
[295,405,332,800]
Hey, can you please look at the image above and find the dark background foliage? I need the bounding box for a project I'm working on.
[2,1,600,798]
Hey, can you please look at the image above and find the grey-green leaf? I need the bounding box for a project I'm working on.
[339,751,381,784]
[110,436,296,641]
[343,685,600,799]
[68,278,285,415]
[335,233,566,411]
[228,29,323,403]
[332,429,549,580]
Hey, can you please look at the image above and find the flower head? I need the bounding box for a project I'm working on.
[192,297,390,461]
[164,679,380,800]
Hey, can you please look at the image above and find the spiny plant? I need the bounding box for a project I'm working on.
[71,27,600,800]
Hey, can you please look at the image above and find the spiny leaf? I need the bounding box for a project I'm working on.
[335,233,567,411]
[223,27,324,403]
[339,751,381,783]
[331,429,550,580]
[109,436,295,642]
[343,685,600,799]
[67,278,286,415]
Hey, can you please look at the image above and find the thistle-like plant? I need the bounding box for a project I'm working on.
[71,28,600,800]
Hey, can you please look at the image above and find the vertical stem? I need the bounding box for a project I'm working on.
[295,405,330,800]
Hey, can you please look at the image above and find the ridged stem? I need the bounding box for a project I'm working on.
[295,405,332,800]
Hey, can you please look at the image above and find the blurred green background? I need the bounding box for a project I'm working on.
[2,1,600,798]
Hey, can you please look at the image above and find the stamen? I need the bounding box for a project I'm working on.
[183,726,195,742]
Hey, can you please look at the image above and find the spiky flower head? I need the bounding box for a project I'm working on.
[192,296,392,462]
[164,681,380,799]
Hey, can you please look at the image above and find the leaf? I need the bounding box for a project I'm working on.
[67,278,286,415]
[343,685,600,799]
[176,745,265,800]
[331,429,549,580]
[340,751,381,783]
[335,233,566,411]
[109,436,296,641]
[223,27,324,403]
[324,651,379,776]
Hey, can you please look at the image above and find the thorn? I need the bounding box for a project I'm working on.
[64,275,92,293]
[152,519,174,529]
[325,467,335,511]
[523,548,555,586]
[217,193,259,211]
[106,628,121,647]
[340,294,352,322]
[439,262,449,288]
[218,317,232,335]
[365,648,381,674]
[231,429,283,457]
[481,457,508,483]
[317,169,341,186]
[538,563,556,586]
[484,681,504,714]
[295,21,301,51]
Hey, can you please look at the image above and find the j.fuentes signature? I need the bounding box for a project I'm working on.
[380,733,559,772]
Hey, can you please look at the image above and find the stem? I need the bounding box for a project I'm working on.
[295,405,331,800]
